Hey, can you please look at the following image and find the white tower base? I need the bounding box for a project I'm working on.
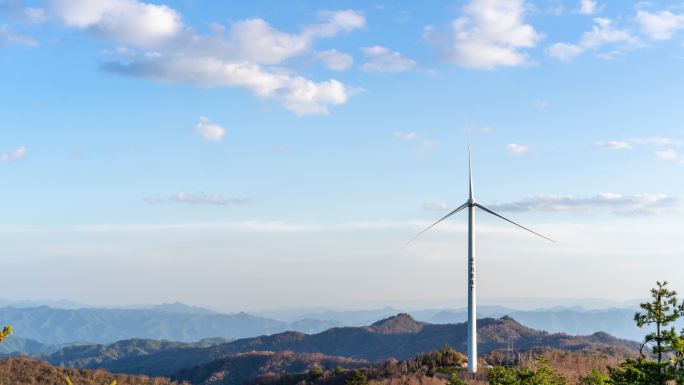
[467,201,477,373]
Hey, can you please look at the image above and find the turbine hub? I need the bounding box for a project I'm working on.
[468,198,475,206]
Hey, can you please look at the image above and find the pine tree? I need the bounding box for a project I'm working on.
[609,281,684,385]
[345,370,368,385]
[634,281,684,366]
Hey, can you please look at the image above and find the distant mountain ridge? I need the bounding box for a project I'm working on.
[46,338,231,369]
[257,305,663,341]
[1,301,663,350]
[0,305,340,345]
[45,314,639,377]
[0,336,60,356]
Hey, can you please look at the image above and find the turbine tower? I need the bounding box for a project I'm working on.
[403,141,553,373]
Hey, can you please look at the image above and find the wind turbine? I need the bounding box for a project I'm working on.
[403,141,553,373]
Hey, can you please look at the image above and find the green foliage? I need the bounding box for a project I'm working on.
[622,281,684,385]
[446,371,467,385]
[414,344,467,374]
[607,358,662,385]
[345,370,368,385]
[488,366,522,385]
[333,365,345,375]
[309,364,324,378]
[487,356,567,385]
[634,281,684,365]
[579,368,609,385]
[0,325,12,343]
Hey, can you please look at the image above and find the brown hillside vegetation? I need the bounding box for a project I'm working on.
[239,348,629,385]
[170,351,369,385]
[0,347,631,385]
[0,357,186,385]
[484,349,624,384]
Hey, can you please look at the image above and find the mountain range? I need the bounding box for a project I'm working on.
[44,314,639,377]
[254,305,664,342]
[1,301,663,356]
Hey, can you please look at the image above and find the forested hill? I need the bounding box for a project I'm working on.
[46,314,639,377]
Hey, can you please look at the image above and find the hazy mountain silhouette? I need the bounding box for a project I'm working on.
[0,336,59,356]
[0,306,338,344]
[262,306,654,341]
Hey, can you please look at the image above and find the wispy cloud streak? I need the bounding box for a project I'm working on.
[491,192,682,216]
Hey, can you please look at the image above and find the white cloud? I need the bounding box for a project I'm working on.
[506,143,529,155]
[22,6,46,23]
[394,131,418,140]
[96,9,364,115]
[655,149,678,160]
[2,4,364,115]
[582,18,639,49]
[547,18,639,61]
[306,10,366,36]
[636,10,684,41]
[0,146,27,162]
[594,140,632,150]
[48,0,182,47]
[0,1,46,24]
[595,137,681,150]
[445,0,542,69]
[546,42,584,61]
[361,45,416,72]
[218,11,362,66]
[491,192,682,216]
[317,49,354,71]
[172,192,251,206]
[103,54,355,116]
[194,116,226,141]
[393,132,439,154]
[219,18,310,64]
[579,0,597,15]
[423,202,448,211]
[36,2,365,115]
[629,137,682,146]
[0,25,37,46]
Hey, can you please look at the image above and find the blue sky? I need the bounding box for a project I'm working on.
[1,0,684,311]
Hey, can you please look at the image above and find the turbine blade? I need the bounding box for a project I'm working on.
[475,203,555,243]
[401,202,469,249]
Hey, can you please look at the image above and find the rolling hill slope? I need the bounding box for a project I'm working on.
[0,356,183,385]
